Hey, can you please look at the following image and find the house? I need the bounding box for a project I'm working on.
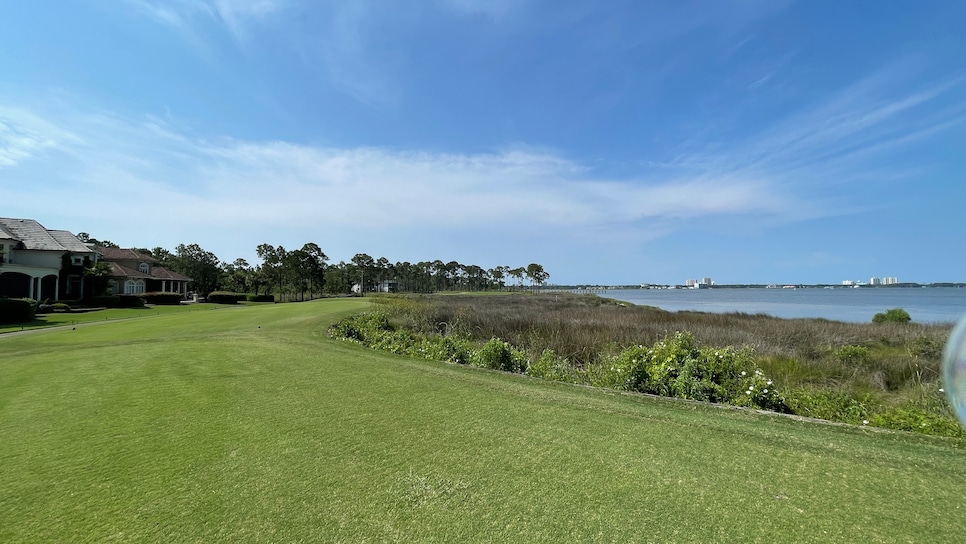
[378,279,398,293]
[95,247,192,297]
[0,217,98,301]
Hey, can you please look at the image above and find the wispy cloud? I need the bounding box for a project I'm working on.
[4,55,962,263]
[0,96,799,255]
[667,62,966,196]
[0,105,82,168]
[126,0,285,42]
[439,0,521,20]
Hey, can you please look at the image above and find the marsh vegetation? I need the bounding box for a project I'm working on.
[340,293,958,435]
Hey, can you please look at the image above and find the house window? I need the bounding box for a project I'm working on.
[139,262,150,274]
[72,256,83,265]
[125,280,146,294]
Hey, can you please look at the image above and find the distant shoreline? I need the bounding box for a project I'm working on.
[548,283,966,291]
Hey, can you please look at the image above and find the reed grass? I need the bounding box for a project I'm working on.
[373,293,958,432]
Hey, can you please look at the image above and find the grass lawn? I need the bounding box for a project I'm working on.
[1,299,964,542]
[0,303,232,334]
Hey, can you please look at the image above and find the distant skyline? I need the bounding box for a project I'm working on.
[2,1,965,285]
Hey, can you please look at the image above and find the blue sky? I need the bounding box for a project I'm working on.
[2,1,964,285]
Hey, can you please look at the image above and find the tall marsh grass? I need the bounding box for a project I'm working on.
[370,292,960,435]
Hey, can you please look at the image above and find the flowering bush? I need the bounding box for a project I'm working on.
[604,332,787,411]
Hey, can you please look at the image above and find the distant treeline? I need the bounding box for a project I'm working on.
[86,237,549,301]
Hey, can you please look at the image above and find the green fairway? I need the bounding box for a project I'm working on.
[0,303,229,334]
[1,299,964,542]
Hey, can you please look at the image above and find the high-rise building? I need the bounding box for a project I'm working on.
[701,277,713,286]
[685,279,697,287]
[870,277,881,285]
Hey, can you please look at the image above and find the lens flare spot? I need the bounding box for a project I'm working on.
[943,317,966,427]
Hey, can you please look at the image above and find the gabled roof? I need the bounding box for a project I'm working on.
[49,230,96,253]
[105,262,153,280]
[0,218,94,253]
[104,258,192,282]
[96,247,159,263]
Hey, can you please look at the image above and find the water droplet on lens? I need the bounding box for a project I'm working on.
[943,316,966,427]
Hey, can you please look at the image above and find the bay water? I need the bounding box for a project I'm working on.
[600,287,966,324]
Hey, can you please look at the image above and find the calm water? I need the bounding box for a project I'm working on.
[600,287,966,324]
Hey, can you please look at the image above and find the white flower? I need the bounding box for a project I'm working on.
[741,371,747,376]
[939,388,945,393]
[862,420,869,425]
[745,391,751,395]
[763,389,768,393]
[748,385,754,390]
[767,380,773,385]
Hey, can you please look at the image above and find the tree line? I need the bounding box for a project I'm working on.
[84,236,549,301]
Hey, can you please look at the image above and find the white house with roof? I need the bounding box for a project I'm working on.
[0,218,97,301]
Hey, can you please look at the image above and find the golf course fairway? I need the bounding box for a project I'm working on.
[2,299,964,542]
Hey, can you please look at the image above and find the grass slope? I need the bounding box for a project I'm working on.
[1,299,964,542]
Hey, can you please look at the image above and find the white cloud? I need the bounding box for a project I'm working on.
[5,58,960,264]
[0,98,798,255]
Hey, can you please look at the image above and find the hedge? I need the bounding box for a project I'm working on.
[0,298,36,324]
[142,292,184,305]
[93,295,120,308]
[247,294,275,303]
[206,292,246,304]
[118,295,145,308]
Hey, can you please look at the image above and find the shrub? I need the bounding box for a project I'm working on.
[142,292,184,305]
[330,312,393,343]
[206,292,246,304]
[527,349,578,382]
[473,338,527,373]
[93,295,120,308]
[417,335,474,365]
[871,406,964,437]
[604,332,786,411]
[118,295,145,308]
[834,345,870,365]
[0,298,35,324]
[784,388,873,425]
[247,294,275,303]
[873,308,911,324]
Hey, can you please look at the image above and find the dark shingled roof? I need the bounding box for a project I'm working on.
[99,249,192,282]
[96,247,160,263]
[0,218,94,253]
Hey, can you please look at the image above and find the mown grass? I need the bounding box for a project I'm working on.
[0,303,229,334]
[2,299,965,542]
